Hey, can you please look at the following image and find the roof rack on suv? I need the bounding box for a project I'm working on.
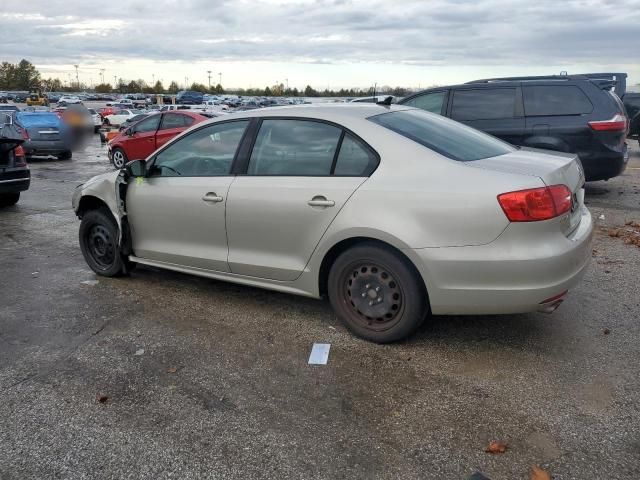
[466,72,627,96]
[466,75,583,84]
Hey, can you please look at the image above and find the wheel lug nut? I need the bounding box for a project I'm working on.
[375,287,380,292]
[361,293,366,298]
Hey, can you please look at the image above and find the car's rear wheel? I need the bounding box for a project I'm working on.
[112,148,127,169]
[79,208,126,277]
[58,150,72,160]
[328,243,428,343]
[0,193,20,207]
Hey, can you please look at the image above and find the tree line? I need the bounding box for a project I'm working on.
[1,59,412,97]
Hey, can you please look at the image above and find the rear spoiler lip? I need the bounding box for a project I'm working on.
[583,72,627,96]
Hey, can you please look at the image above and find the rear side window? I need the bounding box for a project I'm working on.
[369,110,514,161]
[402,91,446,114]
[160,113,188,130]
[334,134,378,176]
[247,119,341,175]
[451,88,516,120]
[523,86,593,116]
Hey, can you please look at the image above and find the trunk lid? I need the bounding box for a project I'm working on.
[470,147,586,235]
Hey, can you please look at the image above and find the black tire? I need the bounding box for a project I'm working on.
[328,243,428,343]
[0,193,20,207]
[94,126,100,134]
[58,150,72,160]
[103,118,111,126]
[79,208,127,277]
[111,148,127,169]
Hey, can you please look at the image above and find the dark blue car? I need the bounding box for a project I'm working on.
[176,90,204,105]
[16,112,73,159]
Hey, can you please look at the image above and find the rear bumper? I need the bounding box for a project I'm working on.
[0,171,30,193]
[411,206,593,315]
[579,145,628,181]
[23,139,70,156]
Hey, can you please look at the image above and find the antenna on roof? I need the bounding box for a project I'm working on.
[376,96,394,106]
[560,71,568,76]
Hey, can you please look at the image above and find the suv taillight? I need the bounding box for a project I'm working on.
[14,146,27,166]
[588,114,627,132]
[498,185,572,222]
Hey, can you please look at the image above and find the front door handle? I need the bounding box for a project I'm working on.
[308,196,335,208]
[202,192,224,203]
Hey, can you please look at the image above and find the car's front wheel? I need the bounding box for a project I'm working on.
[328,243,428,343]
[79,208,127,277]
[111,148,127,169]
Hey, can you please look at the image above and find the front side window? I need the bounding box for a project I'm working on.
[247,119,342,175]
[133,115,160,133]
[150,120,249,177]
[451,88,516,121]
[334,134,378,176]
[369,110,514,162]
[523,85,593,116]
[402,91,446,114]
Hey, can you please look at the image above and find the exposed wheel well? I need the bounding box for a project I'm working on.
[318,237,428,301]
[76,196,112,220]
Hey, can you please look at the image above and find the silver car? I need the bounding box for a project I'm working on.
[72,105,593,343]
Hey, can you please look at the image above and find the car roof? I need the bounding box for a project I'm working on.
[203,103,414,123]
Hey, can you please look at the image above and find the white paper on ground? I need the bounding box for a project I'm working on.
[308,343,331,365]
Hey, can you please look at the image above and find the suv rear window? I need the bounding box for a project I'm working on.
[370,110,514,161]
[451,88,516,120]
[523,86,593,116]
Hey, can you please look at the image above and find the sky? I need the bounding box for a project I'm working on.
[1,0,639,91]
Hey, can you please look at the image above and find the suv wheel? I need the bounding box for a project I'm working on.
[327,243,428,343]
[0,193,20,206]
[112,148,127,169]
[79,208,126,277]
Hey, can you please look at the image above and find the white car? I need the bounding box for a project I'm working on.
[72,104,593,343]
[58,96,82,104]
[103,109,141,126]
[87,108,102,133]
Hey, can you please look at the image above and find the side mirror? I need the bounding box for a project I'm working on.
[125,159,146,176]
[126,128,134,136]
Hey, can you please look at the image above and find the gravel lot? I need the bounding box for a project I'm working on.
[1,133,639,480]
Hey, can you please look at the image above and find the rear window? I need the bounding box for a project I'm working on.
[523,86,593,116]
[369,110,514,161]
[451,88,516,120]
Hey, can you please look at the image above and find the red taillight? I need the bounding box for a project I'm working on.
[588,114,627,132]
[497,185,573,222]
[19,127,29,140]
[14,146,27,166]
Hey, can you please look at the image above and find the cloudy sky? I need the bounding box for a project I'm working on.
[1,0,638,90]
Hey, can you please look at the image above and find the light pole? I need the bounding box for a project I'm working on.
[286,78,288,90]
[152,73,155,85]
[185,76,189,89]
[73,64,79,89]
[218,72,222,86]
[100,69,105,85]
[207,70,212,89]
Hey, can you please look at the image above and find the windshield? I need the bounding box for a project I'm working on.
[368,109,514,161]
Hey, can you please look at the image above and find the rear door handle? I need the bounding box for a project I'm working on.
[308,196,335,208]
[202,192,224,203]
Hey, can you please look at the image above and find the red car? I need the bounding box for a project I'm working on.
[108,111,210,168]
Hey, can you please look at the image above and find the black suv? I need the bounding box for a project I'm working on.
[399,74,629,181]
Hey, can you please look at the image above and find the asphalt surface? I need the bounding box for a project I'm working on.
[1,135,639,480]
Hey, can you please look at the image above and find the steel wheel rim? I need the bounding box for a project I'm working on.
[340,261,405,332]
[113,150,125,168]
[87,224,115,269]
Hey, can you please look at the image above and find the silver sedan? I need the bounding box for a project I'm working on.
[72,104,593,343]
